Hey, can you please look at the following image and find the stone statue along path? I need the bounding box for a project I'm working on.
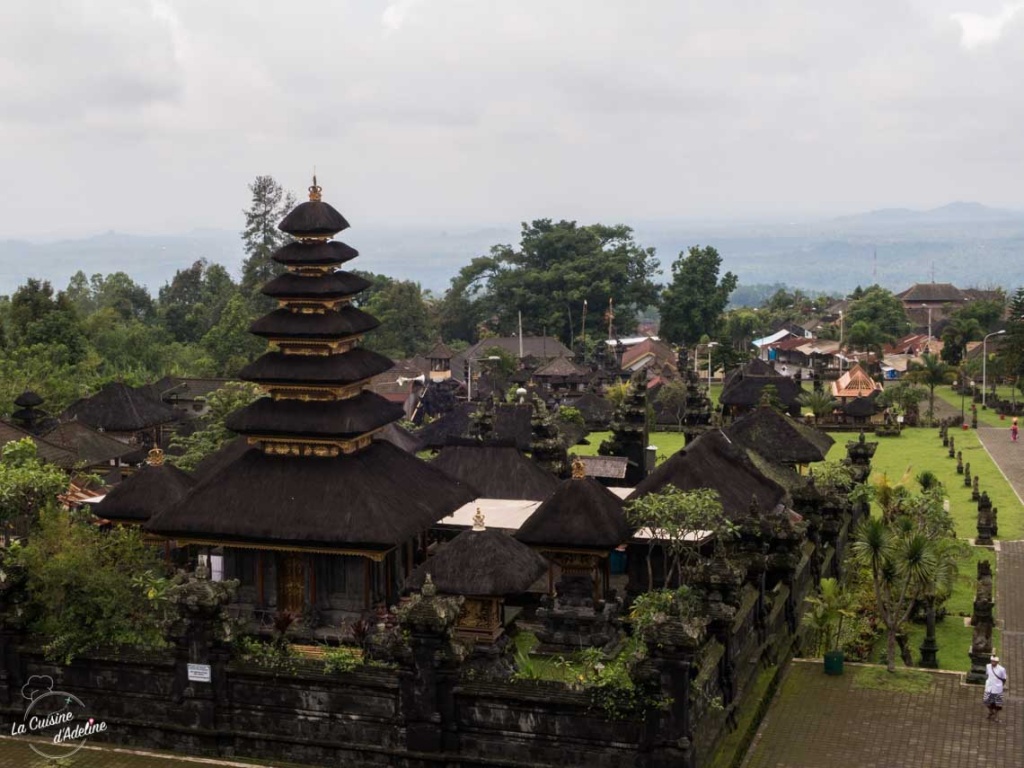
[743,424,1024,767]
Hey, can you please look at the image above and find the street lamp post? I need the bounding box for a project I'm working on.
[982,329,1006,408]
[707,342,719,390]
[466,356,501,402]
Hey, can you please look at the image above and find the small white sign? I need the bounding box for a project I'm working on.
[187,663,212,683]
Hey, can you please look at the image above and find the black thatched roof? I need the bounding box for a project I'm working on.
[250,307,380,340]
[42,421,138,465]
[628,429,787,520]
[261,271,371,300]
[841,396,878,417]
[278,199,349,237]
[571,393,614,422]
[62,382,177,432]
[272,241,358,267]
[725,406,834,465]
[414,402,534,451]
[14,391,43,408]
[146,442,476,550]
[93,463,195,524]
[374,422,420,453]
[405,526,549,596]
[0,420,78,469]
[425,342,454,360]
[190,436,253,482]
[516,477,629,549]
[719,359,804,409]
[430,444,559,500]
[226,393,402,438]
[239,349,394,385]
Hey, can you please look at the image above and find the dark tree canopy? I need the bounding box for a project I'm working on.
[437,220,660,347]
[844,285,909,343]
[240,175,296,303]
[658,246,737,345]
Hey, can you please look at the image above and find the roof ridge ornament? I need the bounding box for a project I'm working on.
[571,457,586,479]
[147,447,165,467]
[308,173,322,202]
[472,507,486,531]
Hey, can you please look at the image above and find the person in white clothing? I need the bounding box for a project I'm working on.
[984,655,1007,722]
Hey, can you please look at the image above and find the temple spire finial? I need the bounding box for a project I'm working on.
[472,507,486,531]
[147,447,165,467]
[571,457,586,479]
[308,171,322,202]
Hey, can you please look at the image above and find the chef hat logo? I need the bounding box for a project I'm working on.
[21,675,54,701]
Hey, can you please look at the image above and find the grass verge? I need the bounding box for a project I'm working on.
[851,665,935,694]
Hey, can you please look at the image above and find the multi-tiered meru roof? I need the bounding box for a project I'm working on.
[147,179,475,555]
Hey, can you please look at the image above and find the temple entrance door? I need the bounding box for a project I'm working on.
[277,553,306,614]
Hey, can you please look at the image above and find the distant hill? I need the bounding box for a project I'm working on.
[2,203,1023,299]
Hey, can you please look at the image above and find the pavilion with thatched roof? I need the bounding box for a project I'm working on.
[61,382,177,446]
[719,358,804,419]
[430,440,559,501]
[90,448,194,527]
[724,405,834,472]
[516,459,630,647]
[147,180,475,624]
[406,509,548,642]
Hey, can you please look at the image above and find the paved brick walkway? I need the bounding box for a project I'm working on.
[743,662,1022,768]
[0,738,283,767]
[743,423,1024,767]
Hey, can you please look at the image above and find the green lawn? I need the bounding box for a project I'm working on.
[576,431,687,465]
[828,427,1015,671]
[932,384,1022,429]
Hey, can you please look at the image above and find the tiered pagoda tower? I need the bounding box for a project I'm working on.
[148,179,475,623]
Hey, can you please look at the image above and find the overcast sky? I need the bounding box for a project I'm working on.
[1,0,1022,238]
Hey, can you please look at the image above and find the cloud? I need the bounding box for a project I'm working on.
[951,3,1024,48]
[382,0,426,33]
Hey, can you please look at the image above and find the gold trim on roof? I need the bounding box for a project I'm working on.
[248,431,377,457]
[267,383,363,401]
[275,298,348,312]
[308,175,322,202]
[269,335,363,352]
[162,536,392,561]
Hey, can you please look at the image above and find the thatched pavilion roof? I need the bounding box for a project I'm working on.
[147,442,476,551]
[725,405,834,465]
[414,402,534,451]
[719,359,804,409]
[406,518,549,596]
[42,421,139,465]
[0,420,78,470]
[430,443,559,501]
[628,429,787,519]
[61,382,176,432]
[515,475,629,550]
[261,271,370,300]
[93,461,195,524]
[14,391,43,408]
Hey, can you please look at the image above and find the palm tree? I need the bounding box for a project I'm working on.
[907,353,953,425]
[940,317,982,366]
[853,518,938,672]
[798,389,838,421]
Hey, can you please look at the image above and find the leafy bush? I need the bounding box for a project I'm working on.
[5,508,171,663]
[234,636,297,672]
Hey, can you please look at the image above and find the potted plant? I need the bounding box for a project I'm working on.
[803,577,854,675]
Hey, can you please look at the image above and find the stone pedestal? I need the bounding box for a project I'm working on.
[967,561,994,684]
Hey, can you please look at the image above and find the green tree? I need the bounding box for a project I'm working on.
[655,378,689,429]
[361,279,437,359]
[168,383,262,471]
[940,316,982,366]
[844,285,909,343]
[0,439,68,531]
[201,294,266,375]
[844,320,885,355]
[3,508,170,663]
[658,246,738,345]
[907,353,953,424]
[158,260,239,343]
[442,221,660,346]
[798,389,838,420]
[624,486,735,590]
[89,272,156,323]
[240,175,296,302]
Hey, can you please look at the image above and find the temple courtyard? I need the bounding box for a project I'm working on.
[743,422,1024,768]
